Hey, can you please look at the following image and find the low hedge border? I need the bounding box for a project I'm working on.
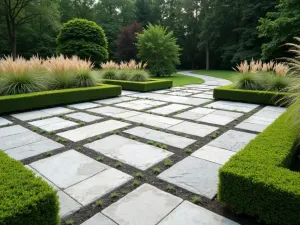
[0,84,121,114]
[218,104,300,225]
[103,79,173,92]
[0,151,59,225]
[213,84,289,106]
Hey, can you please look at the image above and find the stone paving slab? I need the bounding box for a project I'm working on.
[29,117,78,131]
[58,190,82,218]
[147,104,191,115]
[58,120,131,142]
[65,112,103,123]
[66,168,133,205]
[30,150,109,188]
[236,122,267,133]
[102,184,183,225]
[0,117,12,127]
[158,156,221,199]
[85,135,173,170]
[175,107,216,120]
[208,130,256,152]
[124,126,196,149]
[0,124,28,138]
[116,99,166,110]
[120,90,138,96]
[191,93,214,99]
[158,200,240,225]
[192,145,236,165]
[167,91,192,96]
[205,101,259,113]
[198,111,242,126]
[68,102,99,109]
[168,121,218,137]
[81,213,117,225]
[152,90,171,94]
[88,106,129,117]
[184,89,202,94]
[94,96,134,104]
[12,107,73,121]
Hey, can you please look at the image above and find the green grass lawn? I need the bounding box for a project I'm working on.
[155,73,204,87]
[192,70,238,82]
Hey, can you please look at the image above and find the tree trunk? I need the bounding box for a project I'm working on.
[11,29,17,60]
[205,42,210,70]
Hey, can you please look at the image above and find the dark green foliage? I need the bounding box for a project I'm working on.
[234,74,263,90]
[218,104,300,225]
[56,18,108,64]
[0,84,121,114]
[0,151,59,225]
[265,75,292,92]
[213,84,289,106]
[118,70,132,81]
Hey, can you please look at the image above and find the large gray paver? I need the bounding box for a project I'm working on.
[30,150,109,188]
[167,91,192,96]
[85,135,173,170]
[94,96,134,104]
[208,130,256,152]
[175,107,215,120]
[81,213,117,225]
[236,122,268,133]
[65,168,133,205]
[147,104,190,115]
[0,117,12,127]
[120,90,137,96]
[158,156,221,199]
[158,201,240,225]
[124,126,196,149]
[58,120,131,142]
[29,117,78,131]
[116,99,166,110]
[65,112,103,123]
[102,184,183,225]
[192,93,214,99]
[58,191,82,218]
[168,121,218,137]
[68,102,99,109]
[0,124,30,138]
[205,101,259,113]
[88,106,128,116]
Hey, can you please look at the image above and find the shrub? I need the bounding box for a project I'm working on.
[234,73,263,90]
[101,69,119,80]
[137,24,181,76]
[118,70,132,80]
[56,18,108,64]
[0,151,59,225]
[264,75,291,92]
[129,70,149,82]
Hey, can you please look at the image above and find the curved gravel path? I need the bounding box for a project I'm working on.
[177,71,232,86]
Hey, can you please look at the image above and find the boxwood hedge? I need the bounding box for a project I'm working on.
[0,151,59,225]
[218,104,300,225]
[0,84,121,114]
[213,84,289,106]
[103,79,173,92]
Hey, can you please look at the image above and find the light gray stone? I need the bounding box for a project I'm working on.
[116,99,166,110]
[236,122,268,133]
[192,145,236,165]
[120,90,138,96]
[175,107,215,120]
[81,213,117,225]
[0,125,29,138]
[153,90,171,94]
[65,112,102,123]
[158,156,221,199]
[191,93,214,99]
[168,121,218,137]
[102,184,183,225]
[65,168,133,205]
[167,91,192,96]
[124,126,196,149]
[29,117,78,131]
[68,102,99,109]
[147,104,190,115]
[94,96,134,104]
[58,120,131,142]
[30,150,109,188]
[85,135,173,170]
[58,191,82,218]
[197,113,238,126]
[0,117,12,127]
[208,130,256,152]
[184,89,202,94]
[205,101,259,113]
[158,201,240,225]
[88,106,129,116]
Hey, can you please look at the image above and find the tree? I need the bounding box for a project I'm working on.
[137,24,181,76]
[56,18,108,64]
[116,21,143,61]
[60,0,95,23]
[258,0,300,59]
[135,0,153,27]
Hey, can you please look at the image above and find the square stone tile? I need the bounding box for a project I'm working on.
[94,96,134,104]
[58,120,131,142]
[85,135,173,170]
[192,145,236,165]
[65,168,132,205]
[116,99,166,110]
[168,121,218,137]
[88,106,129,117]
[208,130,256,152]
[65,112,102,123]
[205,101,259,113]
[29,117,78,132]
[58,191,82,218]
[158,156,221,199]
[0,117,12,127]
[147,104,190,115]
[81,213,117,225]
[30,150,109,188]
[68,102,99,109]
[124,126,196,149]
[158,201,240,225]
[102,184,183,225]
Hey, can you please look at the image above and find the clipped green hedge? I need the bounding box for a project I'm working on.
[0,84,121,114]
[0,151,59,225]
[218,104,300,225]
[103,79,173,92]
[213,84,289,106]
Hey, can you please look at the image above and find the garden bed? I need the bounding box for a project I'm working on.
[218,104,300,225]
[213,84,289,106]
[0,84,121,114]
[103,79,173,92]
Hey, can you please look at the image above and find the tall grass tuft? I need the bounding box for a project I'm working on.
[129,70,149,82]
[234,73,263,90]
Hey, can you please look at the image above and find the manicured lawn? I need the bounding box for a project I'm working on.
[155,73,205,87]
[192,70,238,82]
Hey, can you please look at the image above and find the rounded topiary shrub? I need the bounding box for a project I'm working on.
[56,18,108,64]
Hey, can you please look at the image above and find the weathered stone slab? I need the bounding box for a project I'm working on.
[116,99,166,110]
[68,102,99,109]
[29,117,78,131]
[236,122,267,132]
[94,96,134,104]
[0,125,28,138]
[191,93,214,99]
[0,117,12,127]
[81,213,117,225]
[175,107,215,120]
[65,112,102,122]
[147,104,190,115]
[102,184,183,225]
[205,101,259,113]
[88,106,129,117]
[167,91,192,96]
[58,191,82,218]
[168,121,218,137]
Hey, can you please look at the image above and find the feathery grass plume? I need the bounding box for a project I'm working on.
[127,59,138,69]
[100,60,119,69]
[233,60,249,74]
[274,63,289,76]
[136,61,148,69]
[119,61,129,69]
[28,55,44,71]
